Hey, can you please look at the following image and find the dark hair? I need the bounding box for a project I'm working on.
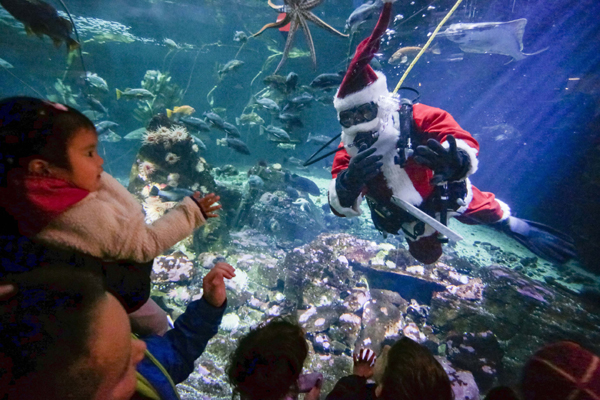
[0,96,95,185]
[227,318,309,400]
[0,264,107,400]
[380,337,454,400]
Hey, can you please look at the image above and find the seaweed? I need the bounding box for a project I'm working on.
[133,70,183,125]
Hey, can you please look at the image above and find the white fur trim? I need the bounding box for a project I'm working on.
[496,198,511,220]
[328,178,363,217]
[442,138,479,177]
[334,71,389,112]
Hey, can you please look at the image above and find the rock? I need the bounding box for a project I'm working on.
[152,253,195,283]
[358,299,405,353]
[445,331,503,393]
[220,313,240,331]
[436,356,480,400]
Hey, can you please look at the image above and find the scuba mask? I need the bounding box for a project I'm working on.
[339,102,378,128]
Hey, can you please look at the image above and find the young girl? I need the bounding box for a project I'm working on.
[0,96,221,334]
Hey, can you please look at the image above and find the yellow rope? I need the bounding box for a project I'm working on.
[392,0,465,94]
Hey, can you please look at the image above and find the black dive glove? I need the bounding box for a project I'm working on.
[336,147,382,207]
[414,135,471,185]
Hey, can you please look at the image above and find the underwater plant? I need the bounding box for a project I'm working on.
[47,78,79,108]
[133,70,183,125]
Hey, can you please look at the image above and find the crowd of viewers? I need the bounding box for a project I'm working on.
[0,96,598,400]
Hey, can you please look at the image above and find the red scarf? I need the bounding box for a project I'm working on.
[0,169,89,237]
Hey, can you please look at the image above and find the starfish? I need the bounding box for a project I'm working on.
[252,0,348,74]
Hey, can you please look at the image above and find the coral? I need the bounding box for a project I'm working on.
[165,152,181,165]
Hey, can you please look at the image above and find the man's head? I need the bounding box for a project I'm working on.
[0,265,146,400]
[227,318,308,400]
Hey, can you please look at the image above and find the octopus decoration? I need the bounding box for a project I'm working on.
[252,0,348,73]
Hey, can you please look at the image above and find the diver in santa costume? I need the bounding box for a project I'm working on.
[327,0,577,264]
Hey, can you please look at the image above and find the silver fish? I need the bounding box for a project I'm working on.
[438,19,548,62]
[345,0,383,34]
[124,127,146,140]
[0,57,14,69]
[98,130,121,142]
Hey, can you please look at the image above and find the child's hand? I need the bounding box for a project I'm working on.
[202,262,235,308]
[192,192,222,218]
[353,348,376,378]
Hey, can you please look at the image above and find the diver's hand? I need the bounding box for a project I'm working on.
[342,147,383,190]
[192,192,222,218]
[202,262,235,308]
[414,135,470,185]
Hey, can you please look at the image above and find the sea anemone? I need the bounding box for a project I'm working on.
[157,126,171,137]
[165,152,180,165]
[138,161,156,180]
[142,130,160,146]
[142,196,176,222]
[170,126,189,142]
[195,159,205,172]
[167,173,180,187]
[191,144,199,153]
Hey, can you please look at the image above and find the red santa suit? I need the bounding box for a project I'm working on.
[327,0,510,264]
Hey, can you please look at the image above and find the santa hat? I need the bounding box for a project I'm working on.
[334,0,394,113]
[522,341,600,400]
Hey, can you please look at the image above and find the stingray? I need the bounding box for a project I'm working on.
[438,18,548,62]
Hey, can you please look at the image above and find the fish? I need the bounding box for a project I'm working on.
[85,96,109,115]
[286,72,299,92]
[203,112,225,130]
[233,31,248,43]
[163,38,179,49]
[116,88,155,101]
[98,130,121,142]
[260,125,291,142]
[286,186,300,200]
[218,59,244,78]
[0,58,14,69]
[277,143,296,150]
[345,0,383,34]
[283,156,304,166]
[223,122,241,138]
[263,74,288,93]
[388,44,441,65]
[124,127,146,140]
[218,137,250,155]
[438,19,548,62]
[254,97,280,112]
[307,132,335,145]
[179,116,211,132]
[285,172,320,196]
[276,112,304,128]
[288,92,313,107]
[82,110,102,121]
[167,105,195,118]
[309,72,344,90]
[83,72,108,92]
[150,186,194,202]
[236,112,264,126]
[192,135,207,151]
[0,0,80,51]
[315,93,334,105]
[94,121,119,135]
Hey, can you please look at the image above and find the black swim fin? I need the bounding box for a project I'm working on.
[498,217,578,264]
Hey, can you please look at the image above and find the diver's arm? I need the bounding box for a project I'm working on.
[412,104,479,178]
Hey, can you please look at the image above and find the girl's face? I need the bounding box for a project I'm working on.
[48,128,104,192]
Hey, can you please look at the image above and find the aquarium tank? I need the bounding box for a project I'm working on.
[1,0,599,398]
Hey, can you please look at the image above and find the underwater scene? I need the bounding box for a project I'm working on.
[1,0,600,397]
